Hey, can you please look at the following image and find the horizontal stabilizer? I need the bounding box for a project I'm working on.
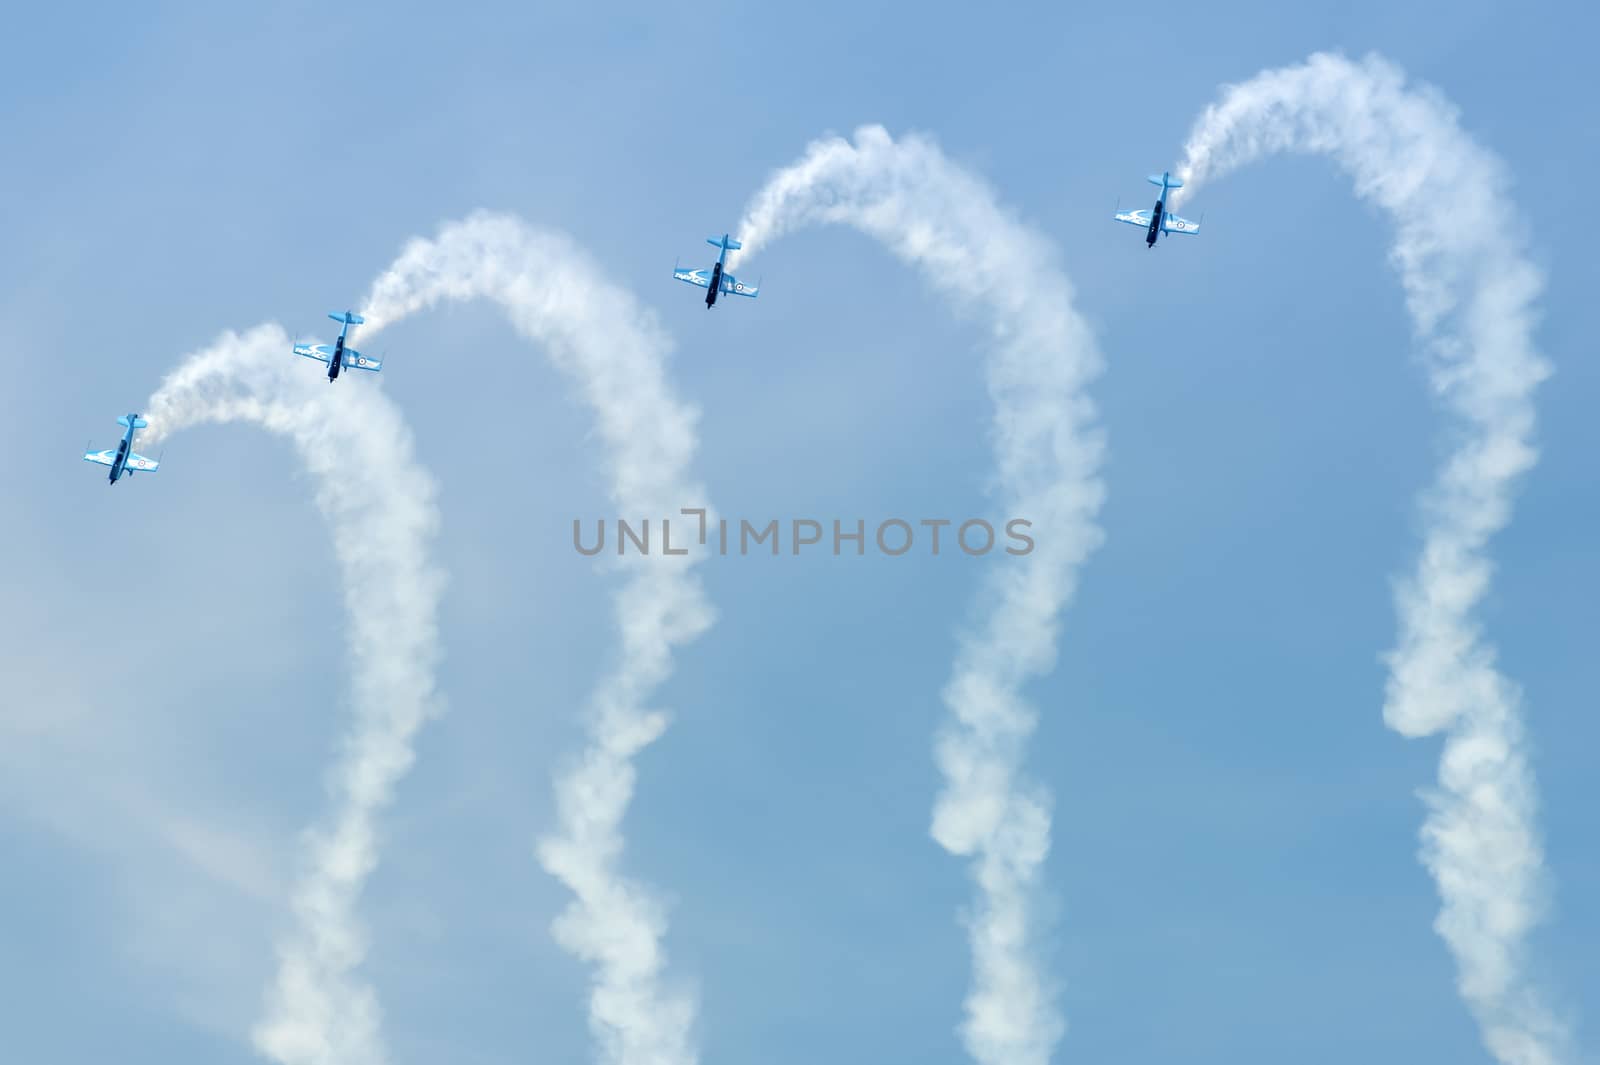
[705,235,743,251]
[1147,172,1183,190]
[116,414,149,429]
[328,311,366,326]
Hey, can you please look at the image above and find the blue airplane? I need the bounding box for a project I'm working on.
[293,310,382,382]
[1114,171,1201,248]
[673,234,759,309]
[83,413,160,486]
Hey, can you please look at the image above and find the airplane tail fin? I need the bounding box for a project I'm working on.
[117,414,149,429]
[1147,172,1183,192]
[706,235,743,251]
[328,311,366,326]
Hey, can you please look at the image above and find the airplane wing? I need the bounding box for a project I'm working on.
[342,349,382,372]
[294,343,334,364]
[83,448,116,467]
[125,452,160,473]
[1162,213,1201,235]
[1114,208,1152,227]
[674,267,713,290]
[721,272,758,298]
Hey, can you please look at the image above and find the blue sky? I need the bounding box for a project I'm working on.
[1,3,1595,1064]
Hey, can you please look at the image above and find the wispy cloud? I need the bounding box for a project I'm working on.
[0,693,287,1040]
[737,127,1107,1065]
[1180,52,1564,1065]
[364,213,715,1065]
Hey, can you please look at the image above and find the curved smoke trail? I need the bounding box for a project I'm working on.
[146,326,445,1065]
[735,127,1107,1065]
[364,213,715,1065]
[146,212,713,1065]
[1179,52,1563,1065]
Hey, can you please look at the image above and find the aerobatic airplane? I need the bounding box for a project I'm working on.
[294,310,382,382]
[84,413,160,486]
[674,234,759,308]
[1114,171,1201,248]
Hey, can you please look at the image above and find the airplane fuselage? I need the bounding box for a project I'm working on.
[706,261,724,308]
[1146,199,1165,247]
[106,419,142,484]
[109,437,130,484]
[329,333,346,381]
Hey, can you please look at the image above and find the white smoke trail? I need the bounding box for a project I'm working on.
[1178,52,1563,1065]
[145,324,446,1065]
[736,127,1107,1065]
[363,212,715,1065]
[145,212,713,1065]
